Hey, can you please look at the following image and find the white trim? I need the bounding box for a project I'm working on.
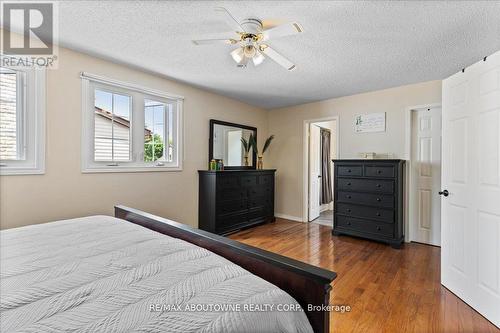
[302,116,340,222]
[403,103,441,243]
[0,68,46,176]
[275,213,304,222]
[80,72,184,101]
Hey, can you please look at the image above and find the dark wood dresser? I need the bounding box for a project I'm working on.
[332,159,405,248]
[198,169,276,235]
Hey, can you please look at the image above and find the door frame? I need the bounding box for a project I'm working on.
[302,116,340,222]
[403,103,442,243]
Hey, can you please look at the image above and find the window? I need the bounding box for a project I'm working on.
[81,73,183,172]
[94,89,131,162]
[0,64,45,175]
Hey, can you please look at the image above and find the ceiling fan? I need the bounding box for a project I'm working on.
[192,7,303,71]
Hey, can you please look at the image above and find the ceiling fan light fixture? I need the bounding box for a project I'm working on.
[230,47,244,63]
[194,7,300,71]
[243,45,256,58]
[252,51,265,66]
[237,55,249,68]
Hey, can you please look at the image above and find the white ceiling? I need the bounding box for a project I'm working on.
[17,1,500,108]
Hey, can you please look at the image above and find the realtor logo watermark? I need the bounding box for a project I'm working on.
[1,1,58,67]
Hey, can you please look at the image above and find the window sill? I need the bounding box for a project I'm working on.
[0,166,45,176]
[81,165,183,174]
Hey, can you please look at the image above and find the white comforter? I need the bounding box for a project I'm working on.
[0,216,313,333]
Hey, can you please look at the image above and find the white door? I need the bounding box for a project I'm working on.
[410,107,442,246]
[442,50,500,328]
[309,124,321,221]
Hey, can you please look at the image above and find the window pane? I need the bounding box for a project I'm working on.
[0,68,19,160]
[144,99,167,162]
[94,89,131,161]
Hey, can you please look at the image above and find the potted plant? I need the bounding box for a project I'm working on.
[240,133,254,167]
[252,135,274,169]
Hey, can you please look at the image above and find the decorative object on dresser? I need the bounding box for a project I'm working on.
[252,134,275,169]
[240,133,255,166]
[199,169,276,235]
[332,159,405,248]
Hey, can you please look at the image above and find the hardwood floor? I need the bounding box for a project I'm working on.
[229,219,499,333]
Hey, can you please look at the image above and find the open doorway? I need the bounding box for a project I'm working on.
[303,117,339,225]
[406,104,442,246]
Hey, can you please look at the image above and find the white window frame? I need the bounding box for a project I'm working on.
[0,63,46,176]
[80,72,184,173]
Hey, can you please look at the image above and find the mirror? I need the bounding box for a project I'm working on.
[209,119,257,169]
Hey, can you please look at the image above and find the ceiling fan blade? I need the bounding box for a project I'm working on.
[215,7,245,33]
[262,22,303,41]
[192,38,237,45]
[260,45,296,71]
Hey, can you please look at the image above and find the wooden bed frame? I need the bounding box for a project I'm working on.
[115,205,337,333]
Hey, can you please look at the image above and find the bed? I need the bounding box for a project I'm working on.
[0,206,336,333]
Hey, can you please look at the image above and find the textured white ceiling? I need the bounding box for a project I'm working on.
[19,1,500,108]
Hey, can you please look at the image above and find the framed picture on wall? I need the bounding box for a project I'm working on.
[354,112,386,133]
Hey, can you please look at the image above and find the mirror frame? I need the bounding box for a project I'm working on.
[209,119,257,170]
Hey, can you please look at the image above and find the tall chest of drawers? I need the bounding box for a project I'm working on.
[332,159,405,248]
[198,170,276,235]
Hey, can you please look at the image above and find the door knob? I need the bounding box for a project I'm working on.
[439,190,449,197]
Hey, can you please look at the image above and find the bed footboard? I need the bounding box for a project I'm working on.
[115,205,336,333]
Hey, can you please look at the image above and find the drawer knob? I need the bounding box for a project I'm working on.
[376,212,381,217]
[377,226,381,231]
[376,184,381,188]
[376,198,381,202]
[377,170,382,174]
[347,195,352,199]
[347,209,351,213]
[348,169,352,173]
[347,182,352,186]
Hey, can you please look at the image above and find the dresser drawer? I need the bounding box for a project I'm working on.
[337,178,394,194]
[217,188,247,201]
[216,212,249,232]
[335,215,394,237]
[337,165,363,176]
[217,176,239,188]
[248,207,268,222]
[337,191,394,208]
[259,174,274,186]
[241,175,258,187]
[217,199,247,215]
[217,211,248,229]
[337,203,394,222]
[364,165,395,178]
[248,196,267,209]
[248,186,265,197]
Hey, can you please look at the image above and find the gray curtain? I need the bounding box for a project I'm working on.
[320,129,333,204]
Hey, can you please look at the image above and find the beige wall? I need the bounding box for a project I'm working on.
[0,43,268,229]
[267,80,442,220]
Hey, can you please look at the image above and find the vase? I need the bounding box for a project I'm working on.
[244,155,249,167]
[257,156,263,170]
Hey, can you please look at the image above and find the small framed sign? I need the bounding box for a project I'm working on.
[354,112,386,133]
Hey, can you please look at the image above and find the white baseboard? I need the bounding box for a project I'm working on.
[274,213,304,222]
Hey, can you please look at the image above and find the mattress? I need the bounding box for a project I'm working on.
[0,215,313,333]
